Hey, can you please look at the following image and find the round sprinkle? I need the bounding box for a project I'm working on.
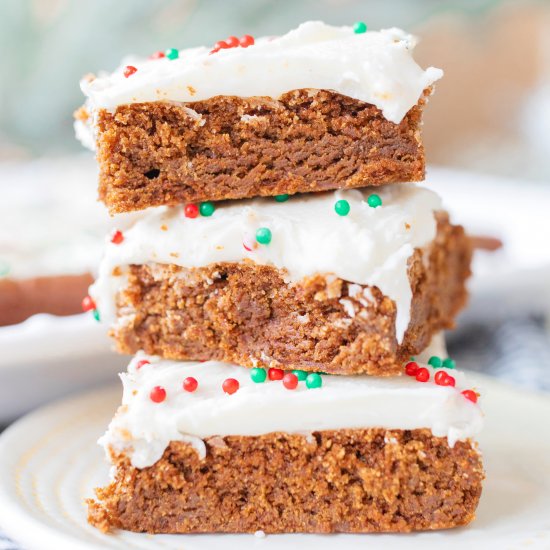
[81,295,96,312]
[239,34,255,48]
[111,230,124,245]
[150,386,166,403]
[292,369,307,381]
[462,389,478,403]
[165,48,179,60]
[256,227,272,245]
[274,194,289,202]
[136,359,150,370]
[92,309,100,322]
[415,367,430,382]
[367,194,382,208]
[268,368,284,381]
[183,377,198,392]
[184,203,199,218]
[149,51,165,60]
[226,36,239,48]
[428,356,442,368]
[334,199,350,216]
[434,370,449,386]
[405,361,419,376]
[222,378,239,394]
[250,367,267,383]
[306,373,323,389]
[446,375,456,387]
[442,358,456,370]
[199,201,215,217]
[214,40,229,50]
[283,373,299,390]
[123,65,137,78]
[353,21,368,34]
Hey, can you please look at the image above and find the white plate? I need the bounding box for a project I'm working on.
[0,374,549,550]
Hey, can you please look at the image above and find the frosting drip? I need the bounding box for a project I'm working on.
[101,345,483,469]
[90,185,442,342]
[78,21,442,151]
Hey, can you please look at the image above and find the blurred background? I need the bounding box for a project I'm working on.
[1,0,550,423]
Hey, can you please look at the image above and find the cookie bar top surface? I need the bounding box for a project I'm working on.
[80,21,442,125]
[92,184,441,342]
[102,347,483,469]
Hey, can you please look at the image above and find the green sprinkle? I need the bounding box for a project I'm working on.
[274,194,289,202]
[0,259,9,277]
[292,369,307,381]
[428,356,442,368]
[250,367,267,383]
[92,309,101,322]
[165,48,179,60]
[334,199,350,216]
[353,21,367,34]
[410,356,416,361]
[367,194,382,208]
[199,201,215,216]
[306,373,323,389]
[442,358,456,370]
[255,227,272,245]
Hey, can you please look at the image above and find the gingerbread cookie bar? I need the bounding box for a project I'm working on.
[88,185,472,375]
[88,352,484,534]
[76,22,442,213]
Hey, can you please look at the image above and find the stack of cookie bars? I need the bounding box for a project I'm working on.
[77,21,484,534]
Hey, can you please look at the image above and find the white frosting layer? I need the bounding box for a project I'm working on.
[102,346,483,469]
[79,21,442,140]
[91,185,442,342]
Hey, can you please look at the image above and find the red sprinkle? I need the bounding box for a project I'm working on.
[136,359,150,370]
[405,361,419,376]
[149,51,166,59]
[226,35,239,48]
[81,295,96,312]
[184,203,199,218]
[183,377,198,392]
[434,370,448,385]
[150,386,166,403]
[239,34,255,47]
[111,230,124,245]
[123,65,138,78]
[283,373,298,390]
[214,40,230,50]
[446,375,456,387]
[222,378,239,394]
[462,389,478,403]
[268,368,284,381]
[415,367,430,383]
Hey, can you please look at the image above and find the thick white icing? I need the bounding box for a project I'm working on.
[101,344,483,469]
[78,21,442,151]
[90,184,442,342]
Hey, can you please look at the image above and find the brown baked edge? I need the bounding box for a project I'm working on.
[88,428,484,534]
[111,212,471,376]
[0,273,93,326]
[89,88,428,213]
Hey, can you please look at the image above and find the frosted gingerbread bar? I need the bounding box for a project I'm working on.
[88,350,484,534]
[76,22,442,213]
[88,184,472,376]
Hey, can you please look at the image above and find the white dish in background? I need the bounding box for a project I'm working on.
[0,373,549,549]
[425,167,550,322]
[0,313,126,423]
